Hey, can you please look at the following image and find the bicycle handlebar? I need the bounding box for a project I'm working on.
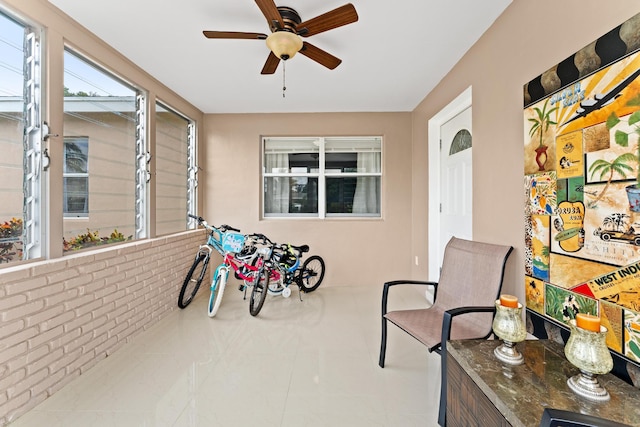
[188,214,240,233]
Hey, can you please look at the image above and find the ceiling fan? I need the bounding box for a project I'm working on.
[203,0,358,74]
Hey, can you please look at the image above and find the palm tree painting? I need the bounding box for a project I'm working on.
[528,98,558,171]
[587,152,637,208]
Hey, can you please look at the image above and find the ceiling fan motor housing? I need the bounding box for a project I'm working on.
[275,6,302,32]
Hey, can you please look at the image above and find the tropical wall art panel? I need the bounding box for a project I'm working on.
[523,11,640,363]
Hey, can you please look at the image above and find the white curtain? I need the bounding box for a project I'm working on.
[265,153,289,213]
[352,152,381,213]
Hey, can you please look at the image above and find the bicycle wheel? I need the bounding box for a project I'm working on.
[178,253,208,308]
[298,255,325,293]
[208,270,227,317]
[249,267,269,316]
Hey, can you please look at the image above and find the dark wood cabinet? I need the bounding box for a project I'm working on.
[446,340,640,427]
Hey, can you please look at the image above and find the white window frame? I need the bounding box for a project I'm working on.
[63,136,89,218]
[262,136,382,219]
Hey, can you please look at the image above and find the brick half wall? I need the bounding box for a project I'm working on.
[0,230,207,425]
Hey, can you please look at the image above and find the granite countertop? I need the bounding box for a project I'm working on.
[447,339,640,427]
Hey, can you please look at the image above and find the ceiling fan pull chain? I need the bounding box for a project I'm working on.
[282,61,286,98]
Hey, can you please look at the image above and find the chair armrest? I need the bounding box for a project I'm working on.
[434,306,496,353]
[381,280,439,316]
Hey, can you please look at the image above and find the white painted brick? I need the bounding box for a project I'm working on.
[61,274,93,291]
[92,320,116,340]
[48,327,81,352]
[0,390,30,424]
[65,350,95,375]
[75,260,107,275]
[23,347,63,377]
[94,284,117,300]
[44,289,79,308]
[0,233,201,424]
[123,265,145,278]
[124,251,145,262]
[0,342,27,366]
[62,331,93,354]
[103,272,126,286]
[0,268,31,285]
[91,266,118,281]
[74,299,103,317]
[92,302,115,321]
[102,289,126,306]
[80,316,107,335]
[115,277,136,291]
[0,368,25,395]
[29,260,67,276]
[1,300,45,323]
[94,335,118,357]
[45,268,80,286]
[63,294,95,311]
[0,327,37,352]
[64,254,95,268]
[108,301,132,321]
[48,348,81,376]
[3,276,47,296]
[7,367,48,399]
[39,310,76,332]
[107,320,129,339]
[30,367,65,399]
[0,320,24,341]
[62,313,92,334]
[24,282,65,302]
[75,280,107,298]
[116,323,139,343]
[31,369,67,398]
[0,295,28,313]
[24,305,64,328]
[79,349,107,374]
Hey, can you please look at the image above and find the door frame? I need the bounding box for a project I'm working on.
[427,86,472,281]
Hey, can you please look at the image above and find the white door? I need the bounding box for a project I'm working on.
[428,88,473,281]
[440,106,473,259]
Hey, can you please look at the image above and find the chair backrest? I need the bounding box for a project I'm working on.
[433,237,513,332]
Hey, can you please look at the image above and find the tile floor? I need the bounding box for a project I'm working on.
[9,284,442,426]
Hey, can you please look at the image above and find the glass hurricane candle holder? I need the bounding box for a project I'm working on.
[564,319,613,401]
[492,300,527,365]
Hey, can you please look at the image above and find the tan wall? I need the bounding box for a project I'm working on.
[203,112,412,286]
[410,0,640,303]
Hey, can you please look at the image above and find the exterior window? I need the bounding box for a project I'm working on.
[0,12,43,265]
[155,102,193,235]
[63,137,89,217]
[263,137,382,218]
[63,49,145,251]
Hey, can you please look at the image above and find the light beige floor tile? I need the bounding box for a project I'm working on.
[10,285,441,427]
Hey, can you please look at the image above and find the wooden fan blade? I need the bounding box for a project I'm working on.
[255,0,283,31]
[261,52,281,74]
[297,3,358,37]
[299,42,342,70]
[203,31,268,40]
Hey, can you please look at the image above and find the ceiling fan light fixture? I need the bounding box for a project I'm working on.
[266,31,302,60]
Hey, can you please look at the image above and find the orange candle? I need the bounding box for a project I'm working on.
[575,313,601,332]
[499,294,519,308]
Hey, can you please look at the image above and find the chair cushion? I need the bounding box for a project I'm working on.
[385,307,494,349]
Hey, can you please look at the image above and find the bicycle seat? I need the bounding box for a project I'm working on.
[291,244,309,253]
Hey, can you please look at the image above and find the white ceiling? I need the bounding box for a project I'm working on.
[48,0,511,114]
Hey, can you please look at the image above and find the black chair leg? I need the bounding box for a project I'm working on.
[379,318,387,368]
[438,346,447,426]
